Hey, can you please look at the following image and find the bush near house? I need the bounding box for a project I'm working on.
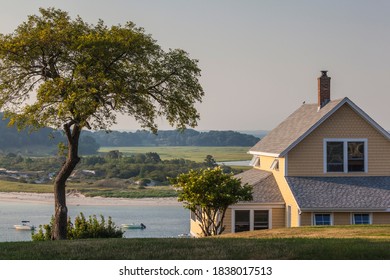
[32,213,123,241]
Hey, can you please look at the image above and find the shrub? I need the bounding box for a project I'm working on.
[32,212,123,241]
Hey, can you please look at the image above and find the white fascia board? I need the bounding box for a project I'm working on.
[229,203,285,209]
[248,151,280,157]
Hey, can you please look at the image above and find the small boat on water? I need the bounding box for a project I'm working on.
[14,221,35,231]
[121,223,146,230]
[178,233,191,238]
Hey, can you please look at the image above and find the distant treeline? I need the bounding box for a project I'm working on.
[84,129,259,147]
[0,114,259,153]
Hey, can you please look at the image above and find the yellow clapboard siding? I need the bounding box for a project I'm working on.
[372,213,390,224]
[334,212,351,225]
[287,103,390,176]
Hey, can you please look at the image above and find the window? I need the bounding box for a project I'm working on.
[314,213,331,225]
[348,142,365,172]
[327,142,344,172]
[353,213,370,225]
[249,156,260,167]
[254,210,269,230]
[190,206,201,222]
[233,209,270,232]
[324,139,367,173]
[270,159,279,171]
[190,211,196,221]
[234,210,250,232]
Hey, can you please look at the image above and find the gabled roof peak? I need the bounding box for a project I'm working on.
[249,97,390,157]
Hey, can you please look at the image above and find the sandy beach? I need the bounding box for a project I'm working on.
[0,192,182,206]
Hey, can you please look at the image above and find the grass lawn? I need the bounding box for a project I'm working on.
[1,225,389,260]
[98,146,251,162]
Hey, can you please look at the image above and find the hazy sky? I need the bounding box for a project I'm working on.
[1,0,390,131]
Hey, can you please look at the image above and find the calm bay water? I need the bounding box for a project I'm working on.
[0,201,190,242]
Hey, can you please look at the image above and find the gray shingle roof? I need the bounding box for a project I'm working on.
[287,176,390,210]
[250,99,344,155]
[234,169,284,203]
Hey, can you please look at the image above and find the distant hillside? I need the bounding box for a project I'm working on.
[0,114,260,153]
[0,115,62,154]
[0,114,99,155]
[84,129,260,147]
[237,130,268,138]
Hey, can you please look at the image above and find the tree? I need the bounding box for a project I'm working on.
[173,167,252,236]
[145,152,161,163]
[0,8,203,239]
[204,154,217,167]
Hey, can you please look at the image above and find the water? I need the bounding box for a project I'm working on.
[0,201,190,242]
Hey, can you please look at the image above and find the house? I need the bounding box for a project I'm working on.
[190,71,390,236]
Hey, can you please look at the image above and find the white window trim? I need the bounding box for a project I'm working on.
[231,208,272,233]
[312,213,333,226]
[270,159,279,171]
[323,138,368,173]
[287,205,292,228]
[249,156,260,167]
[351,212,372,225]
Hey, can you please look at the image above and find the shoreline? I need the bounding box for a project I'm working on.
[0,192,182,206]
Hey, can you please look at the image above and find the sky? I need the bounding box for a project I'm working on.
[1,0,390,132]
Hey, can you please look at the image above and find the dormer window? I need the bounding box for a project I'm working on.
[270,159,279,171]
[324,139,367,173]
[249,156,260,167]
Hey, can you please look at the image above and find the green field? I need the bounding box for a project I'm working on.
[0,179,177,198]
[0,180,53,193]
[1,225,389,259]
[98,146,251,162]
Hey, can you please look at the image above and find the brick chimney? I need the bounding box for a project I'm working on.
[318,70,331,109]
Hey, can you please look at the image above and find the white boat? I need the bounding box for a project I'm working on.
[121,223,146,229]
[178,233,191,238]
[14,221,35,231]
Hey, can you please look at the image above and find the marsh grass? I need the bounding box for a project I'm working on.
[98,146,251,162]
[79,185,178,198]
[0,179,177,198]
[0,180,53,193]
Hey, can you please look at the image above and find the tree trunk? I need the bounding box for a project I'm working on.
[51,123,81,240]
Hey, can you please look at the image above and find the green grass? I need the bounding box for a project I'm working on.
[1,226,390,260]
[78,185,178,198]
[0,179,177,198]
[98,146,251,162]
[0,180,53,193]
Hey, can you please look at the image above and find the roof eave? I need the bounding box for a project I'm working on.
[248,151,280,157]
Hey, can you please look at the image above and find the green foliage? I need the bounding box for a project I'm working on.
[105,150,122,159]
[0,151,247,189]
[0,7,204,133]
[204,154,217,167]
[32,213,123,241]
[173,167,252,236]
